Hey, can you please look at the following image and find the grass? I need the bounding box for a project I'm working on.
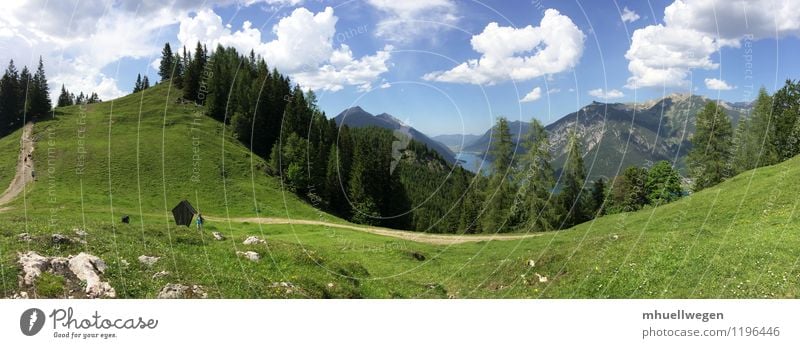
[1,82,800,298]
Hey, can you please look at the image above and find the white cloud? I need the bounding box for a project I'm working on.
[704,78,734,90]
[547,87,561,94]
[423,9,585,85]
[366,0,457,44]
[520,87,542,103]
[0,0,218,100]
[621,7,640,23]
[625,0,800,89]
[588,88,625,99]
[625,24,719,88]
[178,7,393,92]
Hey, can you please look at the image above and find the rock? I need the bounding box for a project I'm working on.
[51,234,72,244]
[211,231,225,241]
[243,236,266,245]
[152,271,170,279]
[157,283,207,299]
[69,252,115,298]
[237,251,260,261]
[17,251,49,285]
[527,259,536,267]
[18,233,31,242]
[49,257,70,274]
[73,228,87,237]
[534,273,548,283]
[138,255,160,267]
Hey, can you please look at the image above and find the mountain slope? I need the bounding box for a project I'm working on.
[334,106,457,164]
[463,94,750,179]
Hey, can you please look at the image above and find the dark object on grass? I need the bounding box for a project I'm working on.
[121,215,130,224]
[411,251,426,261]
[171,200,197,227]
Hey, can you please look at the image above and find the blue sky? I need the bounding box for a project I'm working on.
[2,0,798,136]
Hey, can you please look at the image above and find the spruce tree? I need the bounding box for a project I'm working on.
[688,101,733,191]
[142,75,150,89]
[57,84,72,107]
[589,177,606,217]
[158,43,174,82]
[0,60,21,134]
[133,74,142,93]
[645,160,682,205]
[558,130,589,227]
[480,117,516,233]
[18,66,31,116]
[771,80,800,161]
[29,56,52,118]
[517,118,555,231]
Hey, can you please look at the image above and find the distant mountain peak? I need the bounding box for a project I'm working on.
[333,107,455,164]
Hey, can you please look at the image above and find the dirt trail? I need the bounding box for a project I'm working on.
[215,216,543,245]
[0,122,34,207]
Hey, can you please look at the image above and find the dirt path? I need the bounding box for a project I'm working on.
[0,122,34,207]
[215,216,543,245]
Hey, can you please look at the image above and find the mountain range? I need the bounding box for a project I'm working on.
[334,94,751,180]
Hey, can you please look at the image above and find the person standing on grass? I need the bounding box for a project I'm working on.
[196,213,204,231]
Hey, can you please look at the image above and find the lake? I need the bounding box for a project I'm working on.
[455,152,492,175]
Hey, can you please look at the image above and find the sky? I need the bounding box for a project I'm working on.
[1,0,798,136]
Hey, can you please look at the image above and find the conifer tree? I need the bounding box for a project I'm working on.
[0,60,21,134]
[57,84,72,107]
[558,130,589,227]
[480,117,516,233]
[158,43,174,82]
[517,118,555,231]
[688,102,733,191]
[133,74,142,93]
[29,56,52,118]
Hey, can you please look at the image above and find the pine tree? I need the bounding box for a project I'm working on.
[589,177,607,217]
[18,66,31,116]
[172,52,184,88]
[771,80,800,161]
[0,60,21,135]
[183,41,207,102]
[558,130,589,227]
[133,74,142,93]
[645,160,682,205]
[745,88,777,168]
[142,75,150,89]
[481,117,516,233]
[57,84,72,107]
[87,92,100,104]
[688,101,733,191]
[75,91,85,105]
[158,43,175,82]
[517,118,555,231]
[29,56,52,118]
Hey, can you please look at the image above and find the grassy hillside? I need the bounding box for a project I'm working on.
[1,83,799,298]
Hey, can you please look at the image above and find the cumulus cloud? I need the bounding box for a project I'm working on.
[621,7,640,23]
[423,9,584,85]
[367,0,458,44]
[178,7,393,92]
[588,88,625,99]
[520,87,542,103]
[625,0,800,88]
[704,78,734,90]
[0,0,235,100]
